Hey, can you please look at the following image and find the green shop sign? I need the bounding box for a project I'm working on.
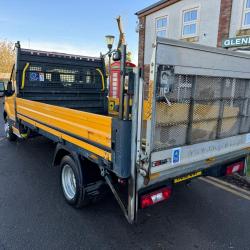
[222,36,250,48]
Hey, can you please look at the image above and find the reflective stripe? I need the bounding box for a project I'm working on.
[96,68,105,91]
[21,63,30,90]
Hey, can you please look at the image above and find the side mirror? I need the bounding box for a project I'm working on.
[112,50,121,61]
[0,82,5,97]
[5,81,14,97]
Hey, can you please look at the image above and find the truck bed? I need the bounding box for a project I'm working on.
[16,98,112,161]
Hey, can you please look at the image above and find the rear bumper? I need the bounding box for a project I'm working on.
[138,148,249,192]
[137,149,248,211]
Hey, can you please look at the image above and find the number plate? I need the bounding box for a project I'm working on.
[174,171,202,184]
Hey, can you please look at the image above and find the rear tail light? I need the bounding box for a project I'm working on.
[141,187,172,209]
[226,162,244,175]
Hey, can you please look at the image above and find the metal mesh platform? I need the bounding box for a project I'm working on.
[152,75,250,152]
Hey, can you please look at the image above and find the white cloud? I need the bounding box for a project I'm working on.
[20,40,101,57]
[17,40,138,64]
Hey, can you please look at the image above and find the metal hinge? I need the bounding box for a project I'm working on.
[137,151,150,177]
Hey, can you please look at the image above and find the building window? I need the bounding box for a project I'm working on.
[156,16,168,38]
[243,0,250,28]
[182,8,199,37]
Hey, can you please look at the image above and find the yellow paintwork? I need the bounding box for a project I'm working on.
[174,171,202,184]
[107,80,158,121]
[17,113,111,160]
[96,68,105,91]
[108,97,119,116]
[4,97,113,161]
[12,126,22,137]
[149,173,160,181]
[16,98,112,146]
[205,157,216,163]
[21,63,30,90]
[4,95,16,120]
[154,102,239,124]
[154,102,239,133]
[108,97,133,117]
[143,80,154,121]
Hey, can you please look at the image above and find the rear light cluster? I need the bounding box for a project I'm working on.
[141,187,172,209]
[226,162,244,175]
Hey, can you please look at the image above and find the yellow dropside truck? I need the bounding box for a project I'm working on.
[1,38,250,224]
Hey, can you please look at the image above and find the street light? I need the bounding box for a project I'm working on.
[105,35,115,51]
[103,35,127,119]
[105,35,115,93]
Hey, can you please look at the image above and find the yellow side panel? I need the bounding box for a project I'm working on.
[16,98,112,148]
[18,114,111,161]
[4,95,16,120]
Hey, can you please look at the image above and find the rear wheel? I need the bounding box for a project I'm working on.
[4,119,17,141]
[60,155,89,208]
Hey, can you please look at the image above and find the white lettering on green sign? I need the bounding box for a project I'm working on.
[222,36,250,48]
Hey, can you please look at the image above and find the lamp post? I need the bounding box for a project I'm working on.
[104,35,127,120]
[105,35,115,51]
[105,35,115,91]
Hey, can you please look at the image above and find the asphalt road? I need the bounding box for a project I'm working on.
[0,99,250,250]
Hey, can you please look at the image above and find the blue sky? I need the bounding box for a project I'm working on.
[0,0,156,62]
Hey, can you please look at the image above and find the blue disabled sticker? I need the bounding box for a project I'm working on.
[172,148,181,164]
[29,72,39,81]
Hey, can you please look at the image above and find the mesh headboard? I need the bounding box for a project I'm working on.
[17,48,108,114]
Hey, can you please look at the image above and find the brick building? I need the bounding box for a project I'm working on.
[136,0,250,82]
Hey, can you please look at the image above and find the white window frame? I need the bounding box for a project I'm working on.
[242,0,250,29]
[182,7,199,38]
[155,16,168,38]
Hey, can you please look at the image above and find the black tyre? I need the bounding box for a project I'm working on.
[60,155,89,208]
[4,119,17,141]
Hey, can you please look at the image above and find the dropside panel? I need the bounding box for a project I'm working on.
[16,98,112,160]
[4,95,16,121]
